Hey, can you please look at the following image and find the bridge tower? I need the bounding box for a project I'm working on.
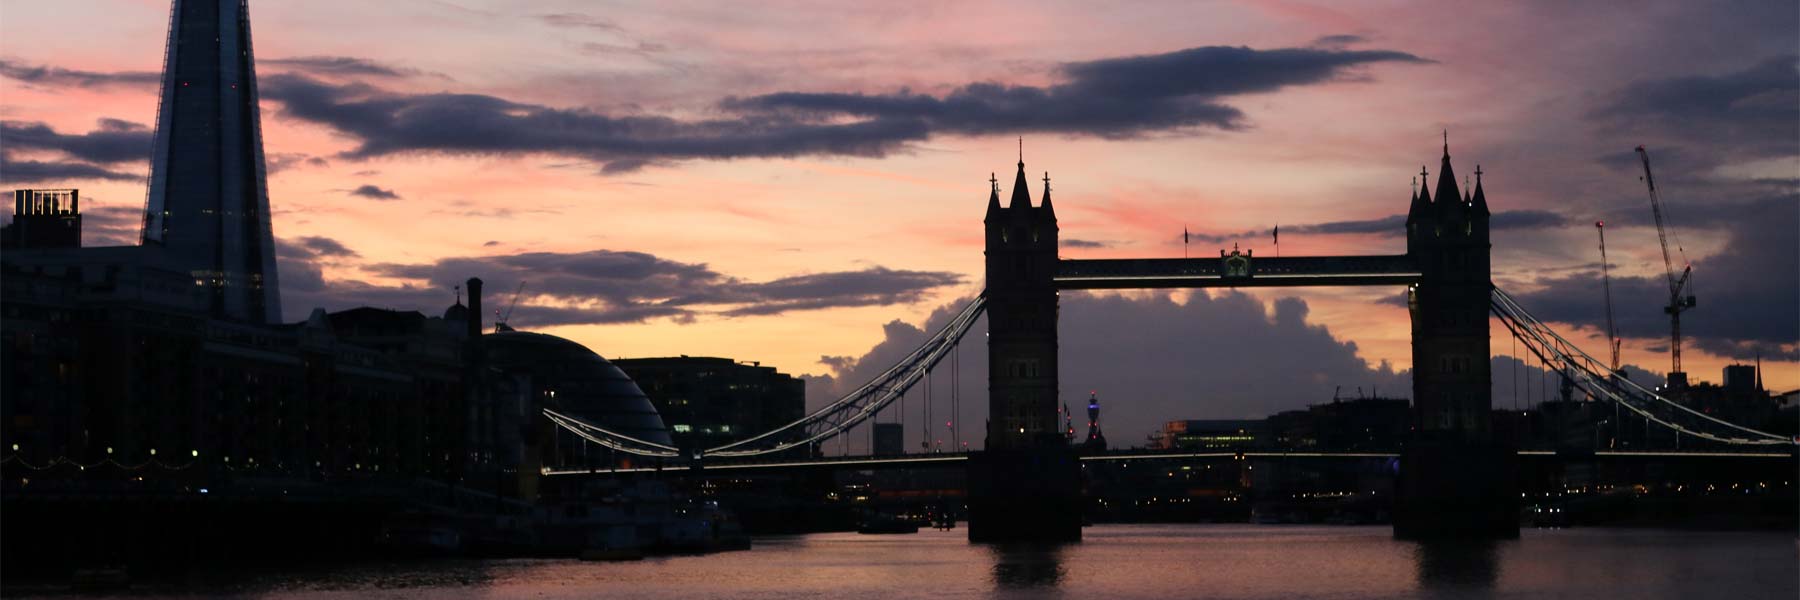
[969,158,1082,542]
[1397,138,1518,538]
[984,159,1061,448]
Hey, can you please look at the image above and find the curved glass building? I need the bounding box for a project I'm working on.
[484,331,673,448]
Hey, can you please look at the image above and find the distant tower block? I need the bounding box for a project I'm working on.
[1082,391,1107,451]
[141,0,282,324]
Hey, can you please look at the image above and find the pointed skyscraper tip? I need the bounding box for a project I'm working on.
[144,0,282,324]
[1008,158,1032,209]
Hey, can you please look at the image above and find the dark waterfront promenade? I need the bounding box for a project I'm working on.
[8,525,1794,599]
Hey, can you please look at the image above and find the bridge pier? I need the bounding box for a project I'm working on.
[966,445,1083,543]
[1394,439,1519,539]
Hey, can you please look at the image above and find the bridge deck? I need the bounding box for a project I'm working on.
[1055,255,1420,289]
[542,449,1792,476]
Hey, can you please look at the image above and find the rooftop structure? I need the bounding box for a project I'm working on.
[3,189,82,250]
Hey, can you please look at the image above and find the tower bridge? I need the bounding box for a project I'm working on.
[969,140,1503,541]
[537,139,1795,543]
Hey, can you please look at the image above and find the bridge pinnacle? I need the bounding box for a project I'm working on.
[1008,155,1033,209]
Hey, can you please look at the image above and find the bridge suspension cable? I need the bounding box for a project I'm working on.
[1491,287,1793,446]
[705,295,988,458]
[541,287,1790,461]
[543,408,682,458]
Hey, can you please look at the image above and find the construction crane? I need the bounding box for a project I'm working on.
[494,281,525,333]
[1595,220,1621,372]
[1634,146,1697,385]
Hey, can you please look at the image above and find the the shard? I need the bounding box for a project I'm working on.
[141,0,282,324]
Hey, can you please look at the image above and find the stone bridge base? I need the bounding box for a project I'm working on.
[967,446,1083,543]
[1394,439,1520,540]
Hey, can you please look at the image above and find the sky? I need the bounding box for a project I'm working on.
[2,1,1795,449]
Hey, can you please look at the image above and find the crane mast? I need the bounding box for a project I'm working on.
[495,281,526,333]
[1596,221,1620,372]
[1634,146,1696,386]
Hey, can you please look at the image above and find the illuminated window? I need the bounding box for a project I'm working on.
[673,424,692,433]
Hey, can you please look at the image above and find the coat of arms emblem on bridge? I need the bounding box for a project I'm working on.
[1220,244,1253,278]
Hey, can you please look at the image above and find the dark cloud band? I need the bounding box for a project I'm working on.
[247,44,1425,172]
[277,247,963,327]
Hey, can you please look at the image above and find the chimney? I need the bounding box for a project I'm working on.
[466,277,484,340]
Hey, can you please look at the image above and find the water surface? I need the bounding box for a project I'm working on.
[36,525,1800,599]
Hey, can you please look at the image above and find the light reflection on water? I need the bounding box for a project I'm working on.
[37,525,1799,599]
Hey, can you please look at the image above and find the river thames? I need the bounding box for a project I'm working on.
[21,524,1796,599]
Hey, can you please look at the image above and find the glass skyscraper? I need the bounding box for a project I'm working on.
[141,0,282,324]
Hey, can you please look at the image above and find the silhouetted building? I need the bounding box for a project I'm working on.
[873,423,904,456]
[1306,397,1410,450]
[3,189,81,249]
[1668,365,1782,438]
[613,356,804,452]
[0,265,513,485]
[141,0,282,324]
